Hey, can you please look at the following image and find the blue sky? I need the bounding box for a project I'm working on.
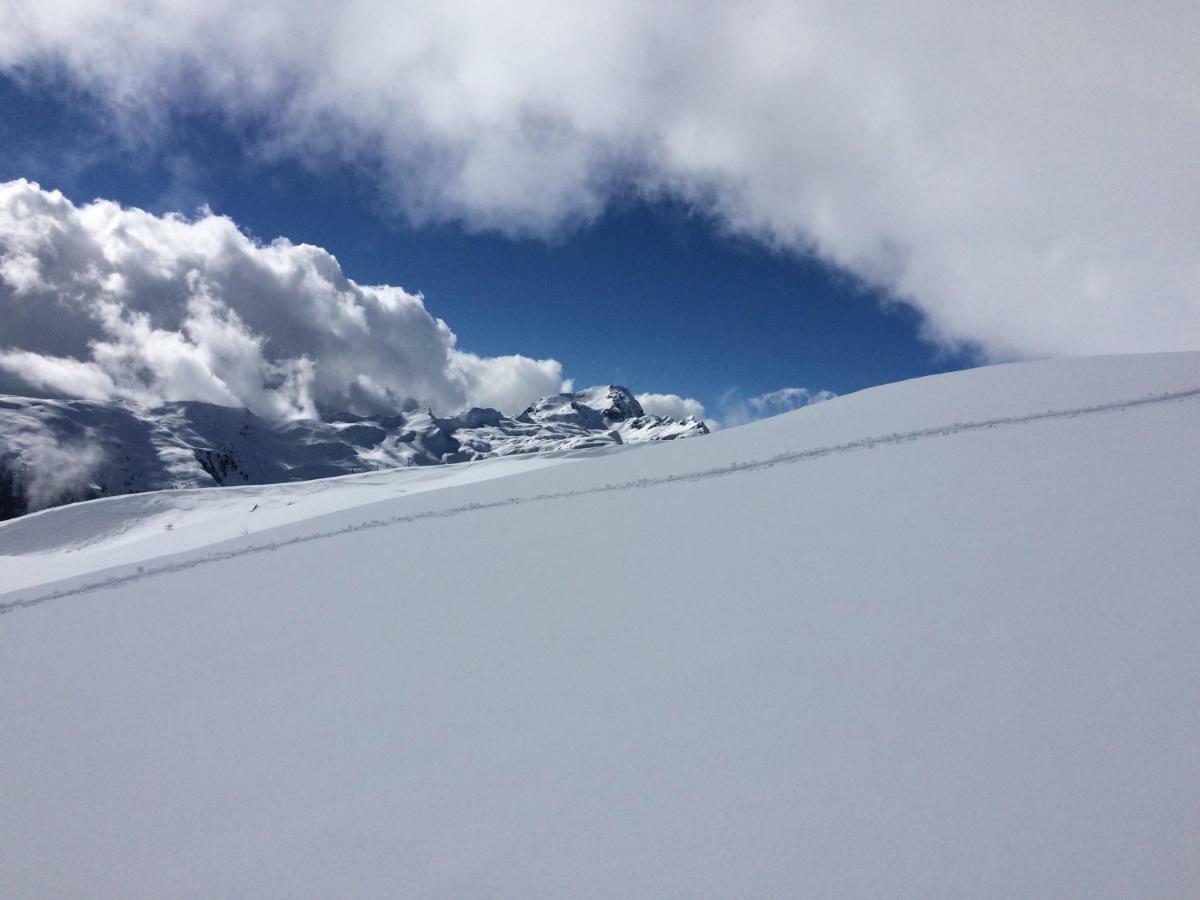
[0,2,1194,422]
[1,70,973,418]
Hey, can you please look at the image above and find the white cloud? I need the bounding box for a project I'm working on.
[635,392,706,422]
[450,353,573,417]
[2,1,1196,360]
[747,387,838,416]
[719,387,837,428]
[0,179,567,417]
[0,417,104,512]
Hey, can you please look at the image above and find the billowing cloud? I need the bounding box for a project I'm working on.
[0,179,567,417]
[636,392,706,422]
[1,1,1197,360]
[0,423,103,512]
[718,387,837,429]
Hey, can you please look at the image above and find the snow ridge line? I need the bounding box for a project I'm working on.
[4,385,1199,616]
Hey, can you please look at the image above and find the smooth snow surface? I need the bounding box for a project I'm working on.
[3,353,1200,897]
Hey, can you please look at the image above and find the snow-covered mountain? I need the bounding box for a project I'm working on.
[3,354,1200,897]
[0,385,707,519]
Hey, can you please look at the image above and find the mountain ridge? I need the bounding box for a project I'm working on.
[0,385,708,519]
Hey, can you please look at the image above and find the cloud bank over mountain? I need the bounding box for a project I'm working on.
[0,179,572,418]
[2,0,1195,361]
[635,392,707,423]
[637,386,838,431]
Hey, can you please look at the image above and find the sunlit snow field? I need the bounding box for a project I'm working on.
[3,353,1199,897]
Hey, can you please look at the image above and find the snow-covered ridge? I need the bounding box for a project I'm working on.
[0,385,707,519]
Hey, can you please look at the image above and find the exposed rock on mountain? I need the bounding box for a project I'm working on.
[0,386,708,518]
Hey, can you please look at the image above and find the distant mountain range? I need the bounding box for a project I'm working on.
[0,386,708,519]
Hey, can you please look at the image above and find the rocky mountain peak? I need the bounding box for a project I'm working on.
[519,385,645,427]
[0,385,709,519]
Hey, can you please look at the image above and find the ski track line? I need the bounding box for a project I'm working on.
[3,386,1199,617]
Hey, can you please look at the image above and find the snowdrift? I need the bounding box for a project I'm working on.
[3,353,1199,897]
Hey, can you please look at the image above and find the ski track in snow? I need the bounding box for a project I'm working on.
[4,385,1199,617]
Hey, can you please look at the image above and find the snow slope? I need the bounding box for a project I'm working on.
[3,353,1200,897]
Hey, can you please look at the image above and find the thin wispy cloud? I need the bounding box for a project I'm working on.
[716,386,838,429]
